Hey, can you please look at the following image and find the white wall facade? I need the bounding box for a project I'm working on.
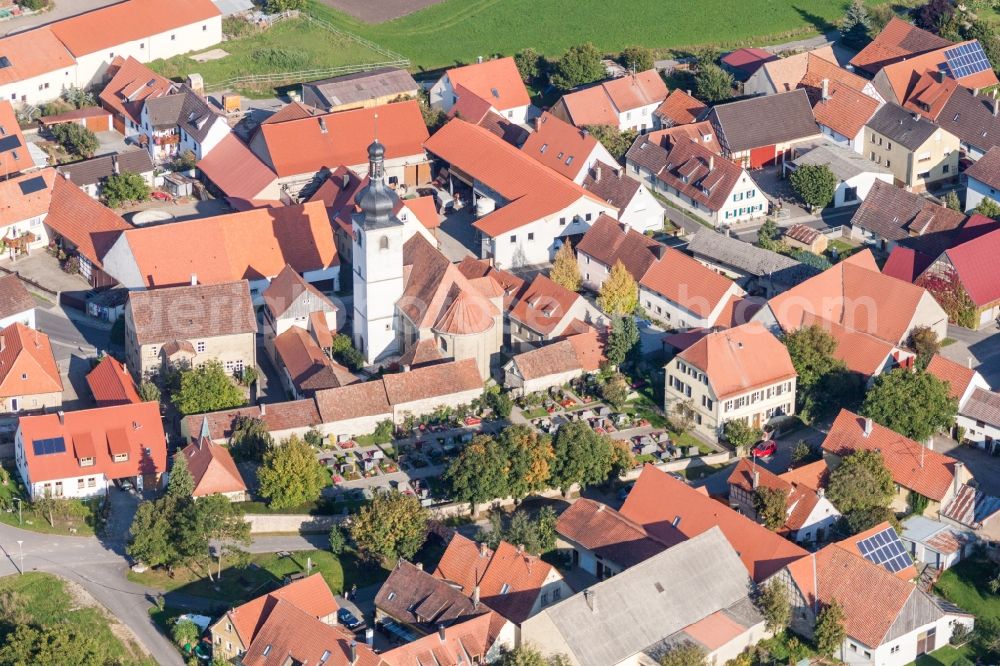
[352,215,404,364]
[1,66,79,107]
[966,176,999,213]
[14,429,110,500]
[841,615,971,666]
[833,171,894,207]
[180,116,231,160]
[618,184,665,233]
[639,281,743,330]
[789,496,840,543]
[0,307,35,330]
[0,212,50,252]
[617,102,661,134]
[428,73,529,124]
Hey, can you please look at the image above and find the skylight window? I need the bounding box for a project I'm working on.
[500,583,511,594]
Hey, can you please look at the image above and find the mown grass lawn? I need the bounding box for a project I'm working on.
[0,573,154,665]
[129,549,388,606]
[934,558,1000,619]
[148,18,390,88]
[308,0,879,72]
[911,645,975,666]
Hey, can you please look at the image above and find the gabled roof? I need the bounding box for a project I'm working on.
[182,400,323,443]
[228,573,339,648]
[558,70,668,126]
[424,119,604,237]
[877,40,999,105]
[434,534,556,625]
[196,134,278,206]
[262,264,338,321]
[49,0,220,57]
[510,331,603,381]
[18,401,166,484]
[729,458,831,533]
[456,257,525,308]
[866,103,942,150]
[966,146,1000,190]
[0,169,55,227]
[0,28,75,87]
[807,79,882,139]
[0,323,61,398]
[932,88,1000,154]
[182,432,247,497]
[686,228,816,285]
[0,101,34,175]
[882,246,935,283]
[274,326,355,394]
[508,274,582,336]
[960,387,1000,429]
[640,247,739,319]
[942,226,1000,306]
[0,274,34,321]
[756,45,837,94]
[380,612,504,666]
[242,598,377,666]
[99,56,175,126]
[823,319,898,377]
[621,465,807,581]
[722,48,777,75]
[850,17,953,75]
[800,52,870,93]
[86,355,141,407]
[581,163,643,214]
[127,280,256,345]
[445,57,530,112]
[46,174,131,266]
[575,214,662,281]
[376,559,488,632]
[113,200,338,288]
[144,88,223,144]
[822,409,958,502]
[252,100,427,177]
[521,112,601,180]
[707,89,819,153]
[677,322,796,400]
[850,179,966,244]
[926,354,978,403]
[382,357,482,405]
[654,89,707,126]
[835,521,918,580]
[58,149,154,188]
[303,67,418,110]
[941,483,1000,529]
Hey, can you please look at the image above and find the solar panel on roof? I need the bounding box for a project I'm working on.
[855,526,914,575]
[18,176,46,196]
[0,56,9,69]
[31,437,66,456]
[944,42,992,80]
[0,135,20,153]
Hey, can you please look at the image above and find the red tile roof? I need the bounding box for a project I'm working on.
[456,258,525,308]
[556,497,678,569]
[115,201,337,288]
[242,599,376,666]
[228,573,339,650]
[822,409,958,501]
[942,226,1000,307]
[966,148,1000,190]
[397,338,444,369]
[86,355,141,406]
[779,460,830,492]
[182,435,247,497]
[445,57,530,112]
[835,521,918,580]
[557,70,667,127]
[521,112,601,180]
[46,175,130,266]
[510,330,603,380]
[654,89,708,126]
[0,274,34,321]
[879,40,999,104]
[0,29,75,87]
[882,246,935,284]
[380,612,502,666]
[383,357,482,405]
[621,465,807,581]
[0,101,35,175]
[926,354,978,402]
[196,134,277,206]
[0,323,61,398]
[424,119,605,237]
[576,214,662,282]
[722,48,778,75]
[0,169,56,228]
[253,100,427,177]
[850,17,952,75]
[728,458,828,533]
[639,247,739,319]
[18,401,166,485]
[509,274,582,337]
[728,458,792,494]
[434,534,554,624]
[678,322,796,400]
[807,79,881,139]
[274,326,355,393]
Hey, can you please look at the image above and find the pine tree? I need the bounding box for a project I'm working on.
[598,260,638,315]
[166,452,195,499]
[840,0,873,47]
[550,242,582,292]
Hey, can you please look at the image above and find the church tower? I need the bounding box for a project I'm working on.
[351,138,405,364]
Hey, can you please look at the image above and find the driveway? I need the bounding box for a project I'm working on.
[0,252,91,295]
[436,207,478,262]
[940,324,1000,387]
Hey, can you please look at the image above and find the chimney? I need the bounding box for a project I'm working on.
[112,154,120,175]
[415,562,423,571]
[580,127,589,139]
[349,641,357,665]
[594,164,601,182]
[477,55,484,64]
[438,625,447,642]
[821,78,829,100]
[479,541,488,557]
[318,117,327,134]
[472,585,480,608]
[342,173,350,188]
[583,589,597,613]
[708,155,714,171]
[817,487,825,498]
[190,273,197,286]
[954,461,965,496]
[57,410,65,425]
[260,403,266,416]
[516,544,525,555]
[686,89,692,96]
[968,357,974,369]
[863,418,873,437]
[752,470,760,489]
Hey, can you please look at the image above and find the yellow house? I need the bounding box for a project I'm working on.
[865,104,960,192]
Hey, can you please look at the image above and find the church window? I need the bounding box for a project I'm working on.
[380,236,389,250]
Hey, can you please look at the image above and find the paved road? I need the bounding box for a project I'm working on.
[2,0,121,34]
[37,306,112,361]
[941,324,1000,387]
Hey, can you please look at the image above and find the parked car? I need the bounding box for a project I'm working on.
[338,608,365,631]
[752,440,777,458]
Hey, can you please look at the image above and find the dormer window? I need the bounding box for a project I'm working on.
[113,453,128,463]
[80,456,95,467]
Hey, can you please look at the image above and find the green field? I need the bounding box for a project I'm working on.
[309,0,854,72]
[149,17,390,88]
[0,573,154,665]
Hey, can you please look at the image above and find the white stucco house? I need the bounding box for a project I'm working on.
[429,57,531,125]
[964,147,1000,213]
[787,142,894,208]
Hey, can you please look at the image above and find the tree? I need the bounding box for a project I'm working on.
[909,490,930,516]
[783,325,861,423]
[753,486,789,530]
[827,449,894,514]
[605,315,640,368]
[600,372,631,409]
[842,505,899,534]
[964,20,1000,81]
[171,361,246,416]
[723,419,762,453]
[62,86,95,109]
[550,242,581,292]
[138,380,161,403]
[757,579,791,633]
[166,451,196,499]
[585,124,638,162]
[328,524,347,555]
[977,197,1000,221]
[238,366,258,387]
[756,218,780,251]
[484,385,514,418]
[790,250,832,271]
[266,0,304,10]
[620,45,654,72]
[330,334,365,371]
[258,435,328,509]
[172,619,200,648]
[840,0,873,48]
[514,48,544,83]
[372,419,394,444]
[49,122,98,159]
[914,0,955,32]
[444,435,510,511]
[173,149,197,172]
[598,260,639,315]
[349,490,428,562]
[128,499,176,568]
[815,599,846,657]
[862,368,957,441]
[498,425,554,501]
[944,190,962,211]
[549,421,622,492]
[0,622,113,665]
[550,43,605,91]
[790,164,837,211]
[498,506,559,554]
[500,645,572,666]
[791,440,817,465]
[694,64,733,103]
[658,641,707,666]
[101,172,150,208]
[228,415,273,463]
[909,325,940,370]
[974,617,1000,662]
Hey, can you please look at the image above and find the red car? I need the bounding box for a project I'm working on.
[752,440,777,458]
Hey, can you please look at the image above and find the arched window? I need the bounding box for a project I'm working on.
[380,236,390,250]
